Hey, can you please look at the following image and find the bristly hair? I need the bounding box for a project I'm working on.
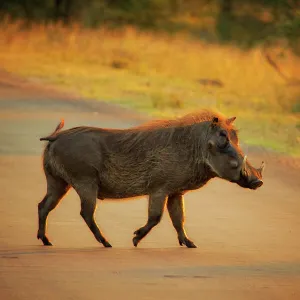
[132,109,235,131]
[40,109,239,147]
[128,109,240,147]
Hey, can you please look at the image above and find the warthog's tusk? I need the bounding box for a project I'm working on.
[257,161,265,175]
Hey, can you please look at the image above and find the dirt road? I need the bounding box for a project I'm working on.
[1,70,300,300]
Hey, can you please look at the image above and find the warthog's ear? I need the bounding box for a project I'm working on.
[211,117,219,127]
[226,117,236,125]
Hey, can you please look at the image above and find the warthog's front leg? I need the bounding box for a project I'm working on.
[167,193,197,248]
[75,182,112,248]
[133,192,168,247]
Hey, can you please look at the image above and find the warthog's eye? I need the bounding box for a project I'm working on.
[218,130,229,149]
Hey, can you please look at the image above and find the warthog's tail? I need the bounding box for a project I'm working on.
[40,119,65,141]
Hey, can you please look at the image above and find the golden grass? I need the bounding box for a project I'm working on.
[0,20,299,156]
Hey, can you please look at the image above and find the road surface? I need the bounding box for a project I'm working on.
[0,70,300,300]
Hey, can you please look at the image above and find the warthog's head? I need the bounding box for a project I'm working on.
[205,116,264,190]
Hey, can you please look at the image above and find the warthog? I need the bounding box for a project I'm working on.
[38,110,264,248]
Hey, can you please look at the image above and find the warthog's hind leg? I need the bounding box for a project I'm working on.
[167,193,197,248]
[133,192,167,247]
[75,183,112,248]
[37,175,69,246]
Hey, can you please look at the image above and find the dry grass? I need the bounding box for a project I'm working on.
[0,19,299,156]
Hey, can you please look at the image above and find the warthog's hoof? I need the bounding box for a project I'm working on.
[179,238,197,248]
[133,236,140,247]
[102,241,112,248]
[133,228,144,247]
[37,234,53,246]
[43,240,53,246]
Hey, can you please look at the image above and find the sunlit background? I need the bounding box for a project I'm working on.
[0,0,299,156]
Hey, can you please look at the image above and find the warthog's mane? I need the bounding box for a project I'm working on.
[53,109,237,140]
[41,109,238,150]
[106,109,239,157]
[132,109,233,131]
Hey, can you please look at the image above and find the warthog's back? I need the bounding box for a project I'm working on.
[42,123,211,199]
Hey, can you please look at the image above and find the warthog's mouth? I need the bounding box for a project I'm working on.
[249,178,263,190]
[232,171,264,190]
[235,156,264,190]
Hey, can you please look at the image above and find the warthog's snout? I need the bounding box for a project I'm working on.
[233,156,265,190]
[249,178,263,190]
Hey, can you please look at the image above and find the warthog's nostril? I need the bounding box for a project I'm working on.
[251,179,263,189]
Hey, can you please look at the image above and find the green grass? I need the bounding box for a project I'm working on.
[0,22,299,156]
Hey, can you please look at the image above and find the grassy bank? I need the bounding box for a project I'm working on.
[0,21,299,156]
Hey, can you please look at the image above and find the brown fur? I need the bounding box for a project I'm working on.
[37,109,263,249]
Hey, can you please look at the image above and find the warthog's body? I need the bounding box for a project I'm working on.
[38,110,264,248]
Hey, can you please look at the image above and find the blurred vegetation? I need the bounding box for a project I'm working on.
[0,0,299,155]
[1,0,300,53]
